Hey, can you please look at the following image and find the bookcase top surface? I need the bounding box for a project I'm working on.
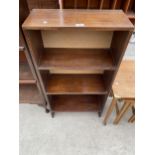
[22,9,134,30]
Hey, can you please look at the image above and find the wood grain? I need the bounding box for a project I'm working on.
[126,11,135,19]
[39,48,116,72]
[19,84,43,104]
[51,95,102,112]
[101,0,112,9]
[19,63,35,80]
[22,9,134,30]
[26,0,59,10]
[22,9,133,115]
[46,74,107,95]
[19,51,27,63]
[112,60,135,98]
[88,0,100,9]
[19,63,36,84]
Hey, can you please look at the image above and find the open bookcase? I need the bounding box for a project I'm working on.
[22,9,133,117]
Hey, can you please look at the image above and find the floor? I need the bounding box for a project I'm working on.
[19,98,135,155]
[19,36,135,155]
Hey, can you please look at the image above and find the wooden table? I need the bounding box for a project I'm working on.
[103,60,135,124]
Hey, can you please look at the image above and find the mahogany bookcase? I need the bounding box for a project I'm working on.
[19,0,46,109]
[22,9,133,117]
[19,29,46,107]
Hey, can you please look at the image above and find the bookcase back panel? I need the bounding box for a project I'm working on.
[41,30,113,49]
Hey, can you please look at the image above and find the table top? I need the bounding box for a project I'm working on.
[22,9,134,30]
[112,60,135,99]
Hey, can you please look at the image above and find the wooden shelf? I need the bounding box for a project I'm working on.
[39,48,115,73]
[22,9,134,30]
[46,74,107,95]
[51,95,102,112]
[23,9,133,115]
[19,84,43,104]
[19,63,36,84]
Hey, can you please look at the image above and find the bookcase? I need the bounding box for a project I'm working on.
[22,9,133,117]
[19,28,46,107]
[19,0,46,108]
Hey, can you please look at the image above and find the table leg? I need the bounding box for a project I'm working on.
[131,115,135,123]
[128,114,135,123]
[113,102,131,124]
[115,102,119,115]
[103,97,116,125]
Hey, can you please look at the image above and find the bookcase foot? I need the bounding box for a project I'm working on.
[98,112,102,117]
[51,112,55,118]
[45,108,50,113]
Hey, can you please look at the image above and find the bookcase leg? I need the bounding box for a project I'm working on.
[98,111,102,117]
[51,112,55,118]
[45,108,50,113]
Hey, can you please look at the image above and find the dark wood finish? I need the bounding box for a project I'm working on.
[126,11,135,19]
[88,0,100,9]
[111,31,132,65]
[22,9,134,30]
[19,0,29,25]
[19,22,46,107]
[19,42,46,106]
[26,0,59,10]
[76,0,87,9]
[39,48,116,71]
[127,0,134,12]
[126,11,135,25]
[19,84,43,104]
[46,74,107,95]
[101,31,132,115]
[113,0,131,12]
[23,30,52,110]
[63,0,75,9]
[19,63,36,84]
[61,0,135,25]
[103,70,115,90]
[62,0,113,9]
[23,31,43,65]
[19,51,27,63]
[50,95,102,112]
[23,9,133,115]
[123,0,131,13]
[101,0,112,9]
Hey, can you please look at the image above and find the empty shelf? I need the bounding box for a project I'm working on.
[19,84,42,104]
[46,74,107,95]
[51,95,102,112]
[39,48,116,73]
[19,63,36,84]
